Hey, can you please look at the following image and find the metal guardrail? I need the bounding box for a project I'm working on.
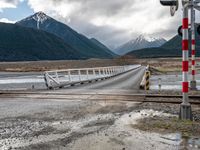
[44,65,141,89]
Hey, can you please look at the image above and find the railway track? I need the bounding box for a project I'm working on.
[0,91,200,104]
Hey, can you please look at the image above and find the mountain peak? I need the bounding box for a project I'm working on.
[34,11,47,18]
[32,12,49,29]
[114,34,166,55]
[17,11,50,29]
[136,34,164,43]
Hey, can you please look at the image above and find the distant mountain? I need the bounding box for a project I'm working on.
[90,38,117,57]
[126,26,200,58]
[114,35,166,55]
[16,12,115,59]
[0,23,83,61]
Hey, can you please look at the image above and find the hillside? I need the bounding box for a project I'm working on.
[0,23,83,61]
[16,12,115,59]
[90,38,117,57]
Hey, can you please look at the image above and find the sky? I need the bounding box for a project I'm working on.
[0,0,193,49]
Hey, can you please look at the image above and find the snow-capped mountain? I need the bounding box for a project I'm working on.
[16,12,115,59]
[114,35,167,55]
[18,11,49,29]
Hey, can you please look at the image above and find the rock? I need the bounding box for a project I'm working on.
[8,146,12,150]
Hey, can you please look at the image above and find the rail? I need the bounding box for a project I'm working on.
[44,65,141,89]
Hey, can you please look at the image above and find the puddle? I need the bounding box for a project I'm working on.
[160,134,200,149]
[183,137,200,149]
[150,84,200,91]
[150,74,200,90]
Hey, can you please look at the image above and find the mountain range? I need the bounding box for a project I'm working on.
[16,12,116,59]
[126,26,200,58]
[114,35,166,55]
[0,12,116,61]
[1,11,191,61]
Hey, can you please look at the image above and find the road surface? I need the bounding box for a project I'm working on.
[67,66,146,90]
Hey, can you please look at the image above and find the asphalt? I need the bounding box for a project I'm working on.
[66,66,146,90]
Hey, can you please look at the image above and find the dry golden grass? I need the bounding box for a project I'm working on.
[0,57,199,72]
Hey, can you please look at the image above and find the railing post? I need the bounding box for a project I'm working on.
[99,69,101,77]
[55,72,60,84]
[93,69,96,79]
[121,67,123,73]
[105,68,108,77]
[44,73,51,89]
[68,70,72,82]
[123,66,126,72]
[108,68,111,76]
[112,68,114,75]
[78,70,81,81]
[114,67,116,75]
[103,68,106,77]
[86,70,89,80]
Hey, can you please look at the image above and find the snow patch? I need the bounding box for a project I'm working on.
[137,34,164,43]
[32,12,48,29]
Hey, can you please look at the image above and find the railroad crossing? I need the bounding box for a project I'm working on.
[160,0,200,120]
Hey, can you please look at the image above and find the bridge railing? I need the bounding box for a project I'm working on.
[44,65,141,89]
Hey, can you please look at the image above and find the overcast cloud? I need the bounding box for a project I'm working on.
[1,0,183,49]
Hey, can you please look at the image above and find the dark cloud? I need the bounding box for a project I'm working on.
[2,0,19,5]
[27,0,181,48]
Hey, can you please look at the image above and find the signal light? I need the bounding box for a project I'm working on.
[197,25,200,35]
[160,0,177,6]
[178,26,182,37]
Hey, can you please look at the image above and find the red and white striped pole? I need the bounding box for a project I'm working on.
[180,3,192,120]
[190,5,197,90]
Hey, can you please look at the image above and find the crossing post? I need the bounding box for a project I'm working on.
[160,0,193,120]
[180,2,193,120]
[190,2,197,90]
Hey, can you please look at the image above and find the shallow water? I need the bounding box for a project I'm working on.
[150,74,200,91]
[0,72,99,90]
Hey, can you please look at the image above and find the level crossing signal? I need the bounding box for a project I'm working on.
[160,0,179,16]
[160,0,178,6]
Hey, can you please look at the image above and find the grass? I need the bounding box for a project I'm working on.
[155,67,182,73]
[132,116,200,137]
